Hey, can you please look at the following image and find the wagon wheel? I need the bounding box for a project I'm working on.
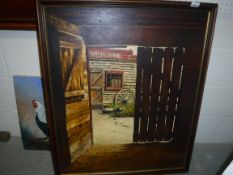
[114,88,135,107]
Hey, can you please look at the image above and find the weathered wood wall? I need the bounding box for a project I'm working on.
[89,59,137,106]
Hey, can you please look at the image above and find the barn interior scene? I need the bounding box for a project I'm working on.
[44,5,205,173]
[57,27,185,172]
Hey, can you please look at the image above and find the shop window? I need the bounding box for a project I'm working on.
[105,71,123,91]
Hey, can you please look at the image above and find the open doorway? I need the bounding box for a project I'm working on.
[57,29,186,166]
[88,46,138,145]
[57,30,187,172]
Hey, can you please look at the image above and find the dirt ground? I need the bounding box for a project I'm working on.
[92,109,134,145]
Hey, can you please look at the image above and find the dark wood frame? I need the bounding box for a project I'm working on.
[0,0,37,30]
[36,0,218,174]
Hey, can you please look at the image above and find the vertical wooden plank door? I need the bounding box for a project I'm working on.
[89,67,103,107]
[134,47,185,143]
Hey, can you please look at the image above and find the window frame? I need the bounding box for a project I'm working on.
[105,70,123,91]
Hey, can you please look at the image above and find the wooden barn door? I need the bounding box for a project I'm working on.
[90,68,103,106]
[58,31,93,163]
[134,47,185,143]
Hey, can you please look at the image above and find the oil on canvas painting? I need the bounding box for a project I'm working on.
[38,2,218,173]
[13,76,49,150]
[47,10,187,171]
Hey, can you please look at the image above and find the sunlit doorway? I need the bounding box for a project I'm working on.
[88,46,137,145]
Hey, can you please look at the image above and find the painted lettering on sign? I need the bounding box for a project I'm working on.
[88,49,136,61]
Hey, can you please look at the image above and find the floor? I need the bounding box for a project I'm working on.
[92,109,133,145]
[64,143,184,174]
[0,137,233,175]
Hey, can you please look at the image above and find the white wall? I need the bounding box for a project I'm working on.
[195,10,233,143]
[0,31,40,136]
[0,1,233,143]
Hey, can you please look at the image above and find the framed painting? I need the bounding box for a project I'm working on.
[36,0,217,174]
[13,76,49,150]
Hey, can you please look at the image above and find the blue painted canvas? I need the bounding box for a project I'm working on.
[13,76,49,150]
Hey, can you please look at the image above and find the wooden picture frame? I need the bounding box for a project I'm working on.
[0,0,37,30]
[37,0,217,174]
